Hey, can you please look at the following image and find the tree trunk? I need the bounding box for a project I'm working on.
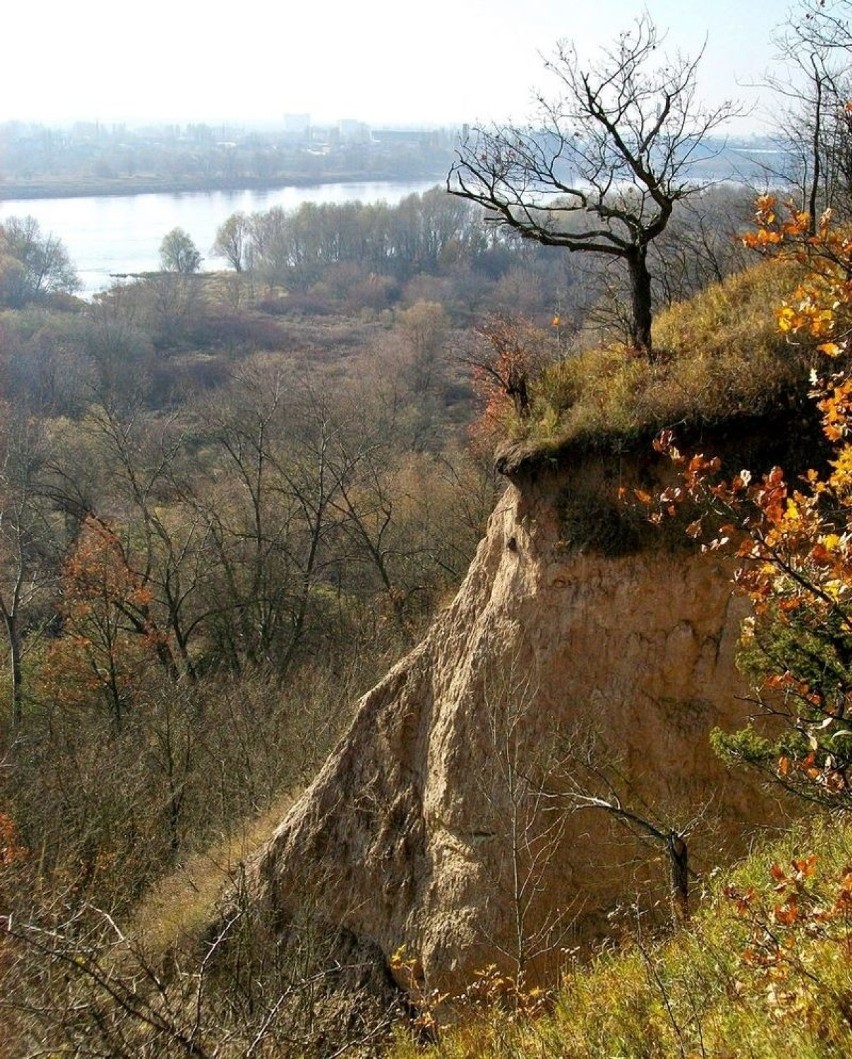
[667,830,689,922]
[627,248,654,357]
[4,610,23,727]
[807,54,823,237]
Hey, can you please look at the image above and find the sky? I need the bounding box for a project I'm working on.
[2,0,796,132]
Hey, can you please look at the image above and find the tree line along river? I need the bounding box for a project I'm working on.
[0,179,440,298]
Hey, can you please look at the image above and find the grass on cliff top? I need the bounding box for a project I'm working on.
[389,814,852,1058]
[515,258,811,456]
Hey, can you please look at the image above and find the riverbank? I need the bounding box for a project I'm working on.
[0,166,450,202]
[0,176,445,298]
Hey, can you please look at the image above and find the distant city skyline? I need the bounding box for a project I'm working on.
[5,0,799,133]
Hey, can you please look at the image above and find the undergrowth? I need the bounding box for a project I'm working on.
[388,815,852,1058]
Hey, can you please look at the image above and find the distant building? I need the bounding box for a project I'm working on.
[337,119,371,144]
[282,113,311,142]
[372,128,425,146]
[372,127,457,149]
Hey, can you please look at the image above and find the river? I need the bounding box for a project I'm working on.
[0,179,441,297]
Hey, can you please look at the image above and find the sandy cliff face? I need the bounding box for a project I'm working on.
[247,456,766,991]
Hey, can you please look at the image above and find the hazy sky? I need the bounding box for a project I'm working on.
[3,0,795,130]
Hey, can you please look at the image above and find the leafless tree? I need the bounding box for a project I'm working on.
[550,728,702,927]
[448,14,739,357]
[766,0,852,227]
[0,412,63,725]
[477,656,577,987]
[212,211,251,273]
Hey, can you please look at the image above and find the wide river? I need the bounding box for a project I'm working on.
[0,179,441,297]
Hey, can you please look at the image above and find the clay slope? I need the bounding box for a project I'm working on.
[246,458,767,991]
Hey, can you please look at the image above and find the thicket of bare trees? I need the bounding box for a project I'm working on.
[766,0,852,227]
[0,205,507,1051]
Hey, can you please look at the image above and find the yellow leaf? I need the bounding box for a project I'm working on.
[777,306,796,333]
[818,341,843,356]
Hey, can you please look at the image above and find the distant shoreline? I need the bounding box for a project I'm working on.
[0,168,448,203]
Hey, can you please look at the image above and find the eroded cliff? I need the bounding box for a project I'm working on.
[242,448,776,994]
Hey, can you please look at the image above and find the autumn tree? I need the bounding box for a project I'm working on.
[653,197,852,806]
[41,516,166,728]
[464,314,553,452]
[394,300,451,443]
[448,14,738,356]
[76,401,210,681]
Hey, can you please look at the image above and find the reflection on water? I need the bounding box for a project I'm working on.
[0,180,440,297]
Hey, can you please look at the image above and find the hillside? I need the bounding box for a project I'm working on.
[1,241,842,1057]
[495,258,813,472]
[389,815,852,1057]
[244,446,778,986]
[386,220,852,1054]
[231,255,828,1018]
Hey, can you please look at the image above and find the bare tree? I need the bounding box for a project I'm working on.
[0,412,61,726]
[766,0,852,227]
[0,215,79,306]
[448,14,738,357]
[479,650,708,948]
[212,211,251,273]
[478,656,577,987]
[547,724,715,925]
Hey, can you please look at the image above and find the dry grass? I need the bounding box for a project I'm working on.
[389,815,852,1058]
[515,259,810,455]
[125,789,296,960]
